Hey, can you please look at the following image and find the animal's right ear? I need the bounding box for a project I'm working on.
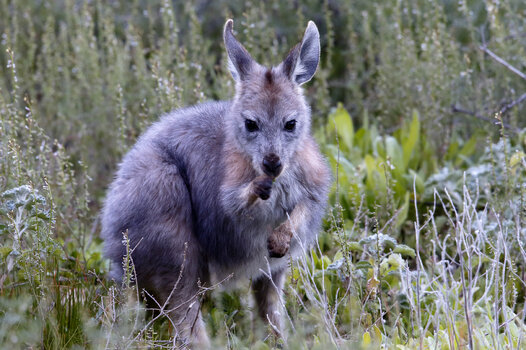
[224,19,255,81]
[280,21,320,85]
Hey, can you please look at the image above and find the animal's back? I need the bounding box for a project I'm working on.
[101,101,230,286]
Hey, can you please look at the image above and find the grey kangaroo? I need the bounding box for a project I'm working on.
[101,19,331,347]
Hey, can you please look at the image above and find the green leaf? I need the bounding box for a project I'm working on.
[510,151,525,168]
[363,331,372,346]
[393,244,416,258]
[394,192,410,230]
[252,341,270,350]
[326,145,352,190]
[385,136,404,172]
[348,241,363,253]
[355,261,373,270]
[327,103,354,151]
[364,155,387,196]
[455,134,478,166]
[402,110,420,169]
[407,170,425,195]
[360,233,398,251]
[333,249,344,261]
[445,141,459,162]
[364,155,377,178]
[0,246,13,259]
[387,253,404,268]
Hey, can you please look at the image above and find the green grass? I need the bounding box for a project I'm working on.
[1,0,525,348]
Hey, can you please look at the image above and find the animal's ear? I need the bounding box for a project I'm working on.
[280,21,320,85]
[224,19,255,81]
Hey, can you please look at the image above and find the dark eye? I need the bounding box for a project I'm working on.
[284,119,296,132]
[245,119,259,132]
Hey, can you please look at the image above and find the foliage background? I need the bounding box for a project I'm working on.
[0,0,525,348]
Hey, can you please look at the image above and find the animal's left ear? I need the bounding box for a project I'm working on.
[280,21,320,85]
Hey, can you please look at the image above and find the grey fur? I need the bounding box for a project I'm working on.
[101,19,330,347]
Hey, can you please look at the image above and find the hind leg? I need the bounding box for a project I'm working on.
[126,213,210,347]
[147,244,210,348]
[252,268,286,337]
[166,292,209,348]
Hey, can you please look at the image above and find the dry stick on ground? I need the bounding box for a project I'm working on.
[452,44,526,133]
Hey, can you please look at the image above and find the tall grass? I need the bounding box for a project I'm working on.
[0,0,525,348]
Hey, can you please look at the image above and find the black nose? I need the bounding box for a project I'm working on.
[262,153,282,177]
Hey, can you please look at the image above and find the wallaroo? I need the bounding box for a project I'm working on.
[101,19,331,347]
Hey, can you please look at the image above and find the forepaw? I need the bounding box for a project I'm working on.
[252,176,273,200]
[268,224,293,258]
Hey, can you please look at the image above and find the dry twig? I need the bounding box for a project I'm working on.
[451,44,526,132]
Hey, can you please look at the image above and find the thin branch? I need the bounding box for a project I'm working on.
[480,45,526,81]
[452,44,526,133]
[451,104,519,133]
[499,92,526,115]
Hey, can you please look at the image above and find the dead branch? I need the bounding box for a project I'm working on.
[480,45,526,81]
[451,104,520,133]
[452,43,526,132]
[499,92,526,115]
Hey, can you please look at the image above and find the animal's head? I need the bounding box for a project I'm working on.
[223,19,320,178]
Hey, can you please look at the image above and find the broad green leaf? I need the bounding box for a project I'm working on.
[0,246,13,259]
[455,134,478,166]
[323,275,333,302]
[393,244,416,258]
[364,155,387,196]
[311,250,320,268]
[354,126,375,156]
[387,253,405,268]
[327,102,354,151]
[252,341,270,350]
[372,325,382,341]
[407,169,425,194]
[326,145,351,189]
[394,192,410,230]
[510,151,525,168]
[402,110,420,169]
[348,241,363,253]
[445,140,459,161]
[321,256,331,269]
[360,233,397,250]
[362,331,372,346]
[364,155,377,178]
[355,261,373,270]
[333,249,344,261]
[459,134,478,157]
[385,136,404,172]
